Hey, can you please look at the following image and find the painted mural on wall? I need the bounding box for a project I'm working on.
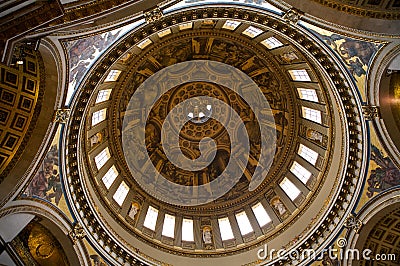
[24,126,62,205]
[367,145,400,197]
[64,20,144,104]
[301,22,382,101]
[65,31,121,104]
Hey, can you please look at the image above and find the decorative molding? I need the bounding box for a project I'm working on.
[69,223,86,243]
[344,213,362,233]
[362,105,380,120]
[283,8,303,24]
[62,6,365,264]
[54,109,70,123]
[144,7,163,24]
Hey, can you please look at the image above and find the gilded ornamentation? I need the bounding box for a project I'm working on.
[344,214,362,233]
[69,223,86,243]
[54,109,70,123]
[362,105,380,120]
[63,7,363,262]
[283,8,303,24]
[144,7,163,24]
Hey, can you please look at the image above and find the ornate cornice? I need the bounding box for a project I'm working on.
[62,5,366,265]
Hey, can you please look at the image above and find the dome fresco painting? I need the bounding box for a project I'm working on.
[0,1,400,266]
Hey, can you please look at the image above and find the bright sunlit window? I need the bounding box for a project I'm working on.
[143,206,159,231]
[298,144,319,165]
[290,161,312,184]
[280,177,301,201]
[158,28,172,38]
[289,69,311,81]
[302,107,322,123]
[102,165,118,189]
[261,36,283,49]
[251,202,271,227]
[298,88,318,102]
[162,214,175,238]
[96,89,112,103]
[242,26,263,38]
[235,211,253,235]
[92,109,107,126]
[218,217,234,241]
[137,38,152,49]
[182,218,194,241]
[222,20,241,30]
[113,181,129,206]
[94,147,110,170]
[179,22,193,30]
[104,70,121,82]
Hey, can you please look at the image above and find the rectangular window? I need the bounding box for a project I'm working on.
[251,202,271,227]
[143,206,159,231]
[95,89,112,103]
[289,69,311,81]
[102,165,118,189]
[290,161,312,184]
[182,218,194,241]
[235,211,253,235]
[242,26,263,38]
[179,22,193,30]
[162,214,176,238]
[113,181,129,206]
[218,217,234,241]
[94,147,110,170]
[158,28,172,38]
[279,177,301,201]
[261,36,283,49]
[302,107,322,123]
[137,38,152,49]
[298,144,319,165]
[298,88,318,102]
[222,20,241,30]
[92,109,107,126]
[105,70,121,82]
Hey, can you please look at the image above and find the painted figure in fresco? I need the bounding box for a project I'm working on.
[317,33,378,79]
[29,171,48,198]
[367,146,400,197]
[47,169,63,205]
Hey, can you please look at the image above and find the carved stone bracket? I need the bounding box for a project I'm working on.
[283,8,303,24]
[362,105,380,120]
[69,223,86,243]
[144,7,163,24]
[344,214,362,233]
[54,108,70,123]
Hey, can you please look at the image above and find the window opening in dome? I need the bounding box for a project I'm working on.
[95,147,110,169]
[113,181,129,206]
[280,177,301,201]
[298,144,318,165]
[102,165,118,189]
[290,161,312,184]
[92,109,107,126]
[261,36,283,49]
[218,217,235,241]
[235,211,253,235]
[162,214,176,238]
[144,206,159,231]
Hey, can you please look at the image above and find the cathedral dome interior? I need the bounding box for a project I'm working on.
[0,1,400,266]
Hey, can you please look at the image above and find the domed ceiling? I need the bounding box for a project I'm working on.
[63,4,366,265]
